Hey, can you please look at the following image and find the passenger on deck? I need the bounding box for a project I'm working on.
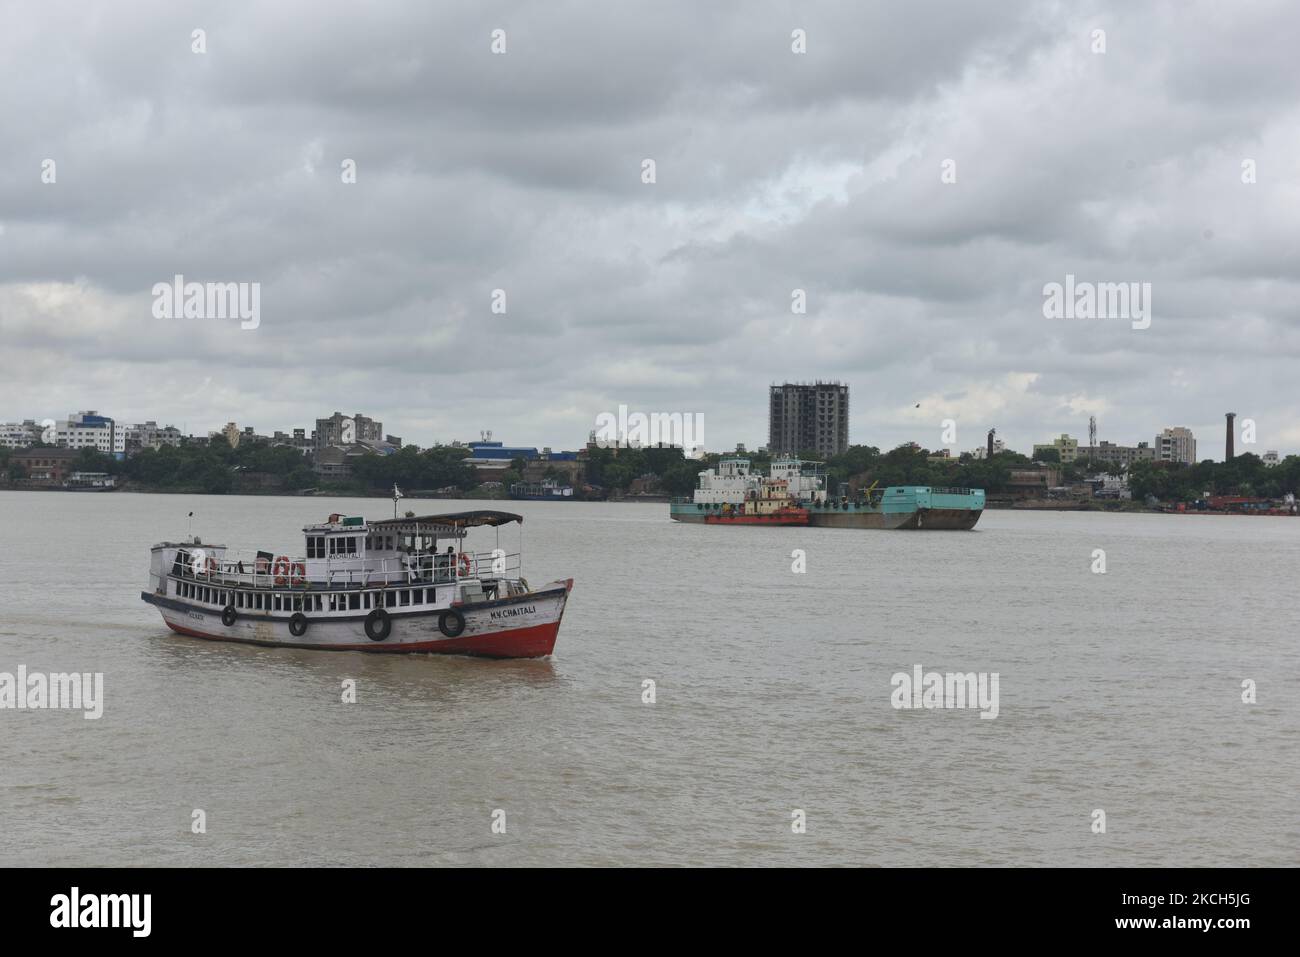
[435,545,455,582]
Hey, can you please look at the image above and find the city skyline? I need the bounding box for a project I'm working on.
[1,401,1282,464]
[4,2,1299,460]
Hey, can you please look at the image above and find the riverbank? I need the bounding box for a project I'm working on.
[986,499,1152,513]
[0,481,612,503]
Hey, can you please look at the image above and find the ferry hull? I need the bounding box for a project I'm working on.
[142,582,572,659]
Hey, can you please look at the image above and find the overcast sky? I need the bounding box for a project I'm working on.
[2,0,1297,459]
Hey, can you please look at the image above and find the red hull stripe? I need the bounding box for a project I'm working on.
[704,515,807,524]
[162,620,561,659]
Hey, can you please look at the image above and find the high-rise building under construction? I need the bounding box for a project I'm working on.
[768,382,849,458]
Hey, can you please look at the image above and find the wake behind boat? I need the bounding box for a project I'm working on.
[141,510,572,658]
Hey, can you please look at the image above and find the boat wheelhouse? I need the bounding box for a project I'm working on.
[141,510,573,658]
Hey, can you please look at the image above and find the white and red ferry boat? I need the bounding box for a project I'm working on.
[141,510,572,658]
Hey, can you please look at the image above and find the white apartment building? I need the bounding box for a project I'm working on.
[56,411,116,453]
[122,421,183,453]
[0,421,40,448]
[1155,427,1196,465]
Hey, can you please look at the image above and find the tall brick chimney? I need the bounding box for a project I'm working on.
[1225,412,1236,461]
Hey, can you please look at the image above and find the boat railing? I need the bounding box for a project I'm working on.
[172,547,521,589]
[929,487,979,496]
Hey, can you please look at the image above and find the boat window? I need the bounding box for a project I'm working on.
[307,536,324,559]
[426,588,437,604]
[400,590,410,606]
[348,593,360,610]
[385,591,396,608]
[292,596,303,611]
[346,537,357,555]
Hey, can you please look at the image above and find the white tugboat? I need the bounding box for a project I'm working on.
[141,510,573,658]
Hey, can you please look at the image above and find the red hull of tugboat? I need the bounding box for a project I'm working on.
[704,508,809,526]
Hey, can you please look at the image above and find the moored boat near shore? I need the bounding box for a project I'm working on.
[669,457,984,529]
[141,510,572,658]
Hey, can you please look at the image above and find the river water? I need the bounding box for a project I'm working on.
[0,491,1296,866]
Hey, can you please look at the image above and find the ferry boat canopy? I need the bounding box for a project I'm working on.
[366,510,523,535]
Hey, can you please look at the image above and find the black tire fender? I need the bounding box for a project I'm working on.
[288,612,309,637]
[221,605,237,627]
[364,608,392,641]
[438,608,466,638]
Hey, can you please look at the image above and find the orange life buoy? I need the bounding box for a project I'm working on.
[458,552,472,576]
[273,555,292,586]
[291,561,306,587]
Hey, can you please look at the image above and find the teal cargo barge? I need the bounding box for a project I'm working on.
[669,458,984,530]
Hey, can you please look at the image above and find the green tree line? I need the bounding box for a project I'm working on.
[0,439,477,495]
[6,439,1297,502]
